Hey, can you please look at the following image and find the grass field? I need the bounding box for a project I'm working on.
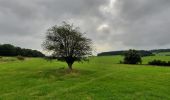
[155,52,170,56]
[0,56,170,100]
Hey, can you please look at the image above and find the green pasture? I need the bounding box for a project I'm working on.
[0,56,170,100]
[155,52,170,56]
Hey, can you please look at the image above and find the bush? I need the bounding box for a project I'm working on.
[16,56,25,61]
[0,56,2,59]
[123,49,142,64]
[148,60,170,66]
[119,60,123,64]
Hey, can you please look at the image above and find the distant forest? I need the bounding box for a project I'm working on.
[98,49,170,56]
[0,44,45,57]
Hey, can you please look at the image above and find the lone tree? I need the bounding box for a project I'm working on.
[123,49,142,64]
[43,22,92,70]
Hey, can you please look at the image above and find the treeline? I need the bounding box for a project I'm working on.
[148,60,170,66]
[0,44,45,57]
[98,50,153,57]
[150,49,170,53]
[98,51,126,56]
[98,49,170,57]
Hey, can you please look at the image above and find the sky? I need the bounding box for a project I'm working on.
[0,0,170,54]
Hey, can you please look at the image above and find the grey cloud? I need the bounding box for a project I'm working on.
[115,0,170,21]
[112,0,170,49]
[0,0,109,35]
[0,0,109,51]
[0,0,170,53]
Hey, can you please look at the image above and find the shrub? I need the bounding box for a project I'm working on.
[0,57,16,62]
[16,55,25,61]
[123,49,142,64]
[0,56,2,59]
[119,60,123,64]
[168,61,170,65]
[148,60,170,66]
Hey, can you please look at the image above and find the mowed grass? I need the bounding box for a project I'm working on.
[0,56,170,100]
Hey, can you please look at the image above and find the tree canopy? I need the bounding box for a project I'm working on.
[0,44,45,57]
[98,50,154,57]
[123,49,142,64]
[43,22,92,70]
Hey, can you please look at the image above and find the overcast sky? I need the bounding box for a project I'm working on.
[0,0,170,54]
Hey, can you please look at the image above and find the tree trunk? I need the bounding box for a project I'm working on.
[68,63,73,70]
[65,57,74,71]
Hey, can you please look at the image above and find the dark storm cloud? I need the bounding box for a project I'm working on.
[0,0,170,53]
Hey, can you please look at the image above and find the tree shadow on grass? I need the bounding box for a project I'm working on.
[35,67,94,80]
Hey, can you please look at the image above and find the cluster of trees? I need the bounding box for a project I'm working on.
[121,49,170,66]
[98,49,170,57]
[98,50,154,57]
[148,60,170,66]
[97,51,126,56]
[151,49,170,53]
[120,49,142,64]
[0,44,45,57]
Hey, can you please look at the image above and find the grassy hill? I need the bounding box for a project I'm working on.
[0,56,170,100]
[155,52,170,56]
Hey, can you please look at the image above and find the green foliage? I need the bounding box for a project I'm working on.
[123,49,142,64]
[43,22,92,70]
[0,44,45,57]
[0,56,170,99]
[151,49,170,53]
[98,50,154,57]
[148,60,170,66]
[0,44,16,56]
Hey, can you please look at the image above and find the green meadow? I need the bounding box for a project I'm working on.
[156,52,170,56]
[0,56,170,100]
